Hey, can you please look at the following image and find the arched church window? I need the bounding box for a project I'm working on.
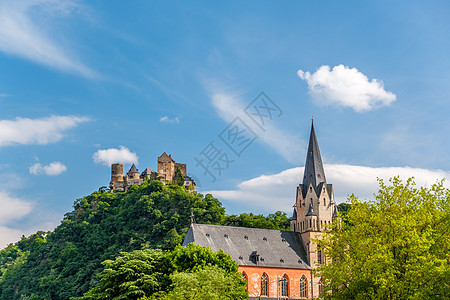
[324,198,326,205]
[310,187,312,192]
[309,219,311,228]
[242,272,247,281]
[261,273,268,296]
[320,220,323,228]
[299,275,307,298]
[280,274,289,297]
[319,278,324,294]
[242,272,248,291]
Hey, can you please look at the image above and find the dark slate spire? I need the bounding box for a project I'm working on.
[306,201,317,217]
[291,207,297,220]
[302,120,326,189]
[129,164,138,173]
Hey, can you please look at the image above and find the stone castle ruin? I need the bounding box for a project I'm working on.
[109,152,195,191]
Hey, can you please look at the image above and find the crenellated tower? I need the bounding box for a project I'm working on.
[290,120,338,297]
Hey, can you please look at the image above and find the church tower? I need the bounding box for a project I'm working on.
[290,120,338,297]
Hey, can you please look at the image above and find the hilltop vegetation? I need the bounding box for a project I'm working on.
[0,180,289,300]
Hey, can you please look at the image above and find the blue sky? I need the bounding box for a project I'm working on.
[1,0,450,247]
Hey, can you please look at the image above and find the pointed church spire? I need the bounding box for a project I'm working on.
[302,119,326,189]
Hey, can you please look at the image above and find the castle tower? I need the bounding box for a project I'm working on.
[290,120,337,298]
[110,163,124,191]
[124,164,143,190]
[126,164,140,180]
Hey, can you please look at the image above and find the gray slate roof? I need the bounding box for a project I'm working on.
[129,164,138,173]
[183,224,310,270]
[141,168,156,175]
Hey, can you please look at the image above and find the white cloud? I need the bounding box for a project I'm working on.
[29,161,67,176]
[160,115,180,123]
[0,115,89,147]
[298,65,396,112]
[209,89,304,164]
[93,146,139,166]
[206,164,449,213]
[0,0,95,77]
[0,192,33,224]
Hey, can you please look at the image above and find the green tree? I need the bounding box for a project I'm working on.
[162,265,247,300]
[77,244,246,300]
[223,211,290,230]
[173,168,184,187]
[316,177,450,300]
[78,249,165,300]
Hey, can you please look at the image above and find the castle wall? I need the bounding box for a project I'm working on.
[175,162,187,176]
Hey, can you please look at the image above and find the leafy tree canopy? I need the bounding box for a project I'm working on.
[223,211,290,230]
[77,244,246,300]
[172,167,185,187]
[316,177,450,300]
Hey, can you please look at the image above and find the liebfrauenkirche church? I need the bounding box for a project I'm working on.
[183,121,337,299]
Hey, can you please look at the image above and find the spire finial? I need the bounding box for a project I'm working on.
[190,211,195,224]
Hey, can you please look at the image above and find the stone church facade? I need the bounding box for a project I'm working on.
[183,121,337,299]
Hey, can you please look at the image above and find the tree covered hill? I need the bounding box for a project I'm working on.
[0,180,290,300]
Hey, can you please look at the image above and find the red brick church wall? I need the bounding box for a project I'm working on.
[239,265,312,299]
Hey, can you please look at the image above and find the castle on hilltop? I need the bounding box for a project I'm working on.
[109,152,195,191]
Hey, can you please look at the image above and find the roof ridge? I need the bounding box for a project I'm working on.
[191,223,296,233]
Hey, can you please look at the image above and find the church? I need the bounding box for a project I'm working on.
[183,121,337,299]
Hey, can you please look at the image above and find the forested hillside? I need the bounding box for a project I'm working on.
[0,180,289,300]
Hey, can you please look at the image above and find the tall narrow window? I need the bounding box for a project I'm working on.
[318,248,322,265]
[319,278,324,294]
[261,273,268,296]
[299,275,307,298]
[280,274,289,297]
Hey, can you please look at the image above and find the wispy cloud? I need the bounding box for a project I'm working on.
[206,164,449,213]
[298,65,396,112]
[0,115,89,147]
[160,115,180,123]
[93,146,139,166]
[0,191,33,224]
[0,0,95,77]
[0,189,33,248]
[29,161,67,176]
[0,172,58,249]
[206,85,304,164]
